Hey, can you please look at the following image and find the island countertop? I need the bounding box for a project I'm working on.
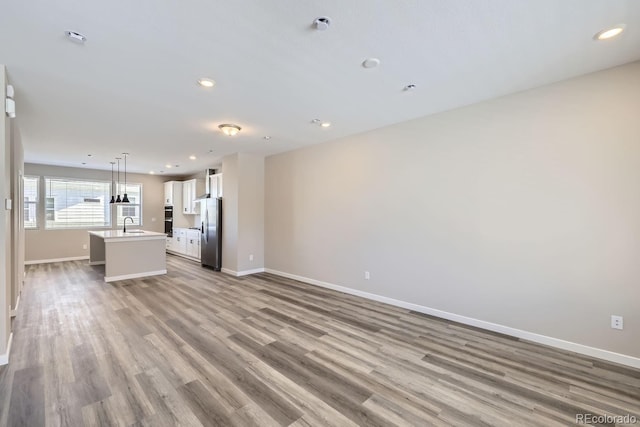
[89,230,167,242]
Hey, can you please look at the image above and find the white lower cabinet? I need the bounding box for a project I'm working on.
[186,230,200,260]
[174,229,187,254]
[167,228,200,261]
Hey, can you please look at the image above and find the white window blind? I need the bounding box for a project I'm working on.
[24,176,39,229]
[45,178,111,229]
[116,183,143,226]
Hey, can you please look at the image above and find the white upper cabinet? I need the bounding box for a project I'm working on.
[209,173,223,198]
[164,181,182,206]
[182,179,204,214]
[164,181,172,205]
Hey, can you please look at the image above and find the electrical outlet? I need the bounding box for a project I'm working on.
[611,315,623,330]
[82,244,87,250]
[364,271,370,280]
[249,254,254,261]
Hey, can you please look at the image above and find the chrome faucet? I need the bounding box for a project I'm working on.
[123,216,134,232]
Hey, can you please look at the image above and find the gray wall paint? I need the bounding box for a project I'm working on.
[221,153,264,273]
[24,163,166,262]
[237,154,264,272]
[221,154,238,271]
[0,65,10,356]
[265,62,640,359]
[10,120,24,310]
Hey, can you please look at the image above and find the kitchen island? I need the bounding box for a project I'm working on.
[88,230,167,282]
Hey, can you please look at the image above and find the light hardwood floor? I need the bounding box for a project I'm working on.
[0,255,638,426]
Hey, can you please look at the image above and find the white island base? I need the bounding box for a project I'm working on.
[89,230,167,282]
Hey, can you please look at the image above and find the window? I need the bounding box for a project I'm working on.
[23,176,39,229]
[116,183,143,226]
[45,178,111,229]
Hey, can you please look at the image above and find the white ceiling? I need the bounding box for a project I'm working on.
[1,0,639,175]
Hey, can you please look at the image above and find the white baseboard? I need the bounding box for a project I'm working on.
[105,269,167,283]
[222,267,265,277]
[10,294,20,318]
[265,268,640,370]
[166,250,200,263]
[0,332,13,366]
[25,256,89,265]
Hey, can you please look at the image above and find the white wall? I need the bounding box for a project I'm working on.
[222,154,239,272]
[265,61,640,361]
[237,154,264,272]
[222,153,265,274]
[10,120,24,311]
[0,65,20,362]
[24,163,166,262]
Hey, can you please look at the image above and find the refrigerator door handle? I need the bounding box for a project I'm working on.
[204,209,209,243]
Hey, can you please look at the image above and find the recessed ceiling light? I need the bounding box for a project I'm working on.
[362,58,381,69]
[197,78,215,88]
[403,84,417,91]
[320,122,331,128]
[311,119,321,124]
[174,165,180,168]
[165,164,172,168]
[149,171,155,175]
[593,24,626,40]
[81,162,86,165]
[65,31,86,43]
[87,154,92,157]
[218,124,241,136]
[313,17,332,31]
[189,155,197,160]
[263,136,271,140]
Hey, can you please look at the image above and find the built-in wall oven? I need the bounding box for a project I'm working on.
[164,206,173,237]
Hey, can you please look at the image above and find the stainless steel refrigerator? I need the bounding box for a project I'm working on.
[200,197,222,270]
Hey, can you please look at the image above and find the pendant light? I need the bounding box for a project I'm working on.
[109,161,116,204]
[115,157,122,203]
[122,153,130,203]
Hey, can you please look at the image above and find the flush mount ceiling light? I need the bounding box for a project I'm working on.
[165,164,172,168]
[593,24,626,40]
[311,119,331,128]
[65,30,87,43]
[362,58,381,69]
[189,155,197,160]
[197,78,215,88]
[219,124,241,136]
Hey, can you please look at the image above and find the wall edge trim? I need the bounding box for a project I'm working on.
[25,256,89,265]
[10,294,20,317]
[0,332,14,366]
[104,270,167,283]
[221,267,265,277]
